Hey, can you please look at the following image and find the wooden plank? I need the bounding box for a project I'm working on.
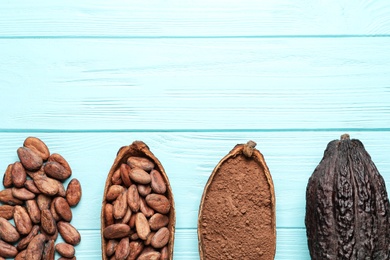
[58,228,310,259]
[1,38,389,130]
[0,0,390,37]
[1,131,389,230]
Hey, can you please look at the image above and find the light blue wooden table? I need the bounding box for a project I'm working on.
[1,1,389,259]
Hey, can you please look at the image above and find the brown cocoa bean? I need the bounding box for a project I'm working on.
[57,221,81,246]
[0,216,20,242]
[11,162,27,188]
[127,241,144,260]
[37,194,52,210]
[55,242,75,258]
[33,174,59,196]
[161,246,169,260]
[55,179,66,197]
[2,164,13,188]
[44,161,71,181]
[15,249,26,260]
[0,188,23,205]
[26,200,41,224]
[54,197,72,222]
[139,197,154,217]
[104,203,114,226]
[106,185,125,201]
[127,157,154,171]
[120,163,132,187]
[48,153,71,173]
[120,208,132,224]
[23,137,50,161]
[137,184,152,197]
[113,190,128,220]
[14,205,33,235]
[12,187,36,200]
[137,250,161,260]
[40,225,58,241]
[17,225,40,251]
[24,180,41,194]
[130,232,139,240]
[150,227,169,249]
[65,178,82,207]
[145,232,155,246]
[129,213,136,228]
[0,205,14,220]
[0,240,18,258]
[42,240,55,260]
[17,147,43,171]
[135,212,151,240]
[149,213,169,231]
[115,237,130,260]
[145,194,170,214]
[50,198,61,221]
[41,209,56,235]
[25,233,46,260]
[103,223,131,239]
[106,239,118,257]
[111,169,122,185]
[150,169,166,194]
[129,168,151,184]
[58,257,76,260]
[127,184,140,212]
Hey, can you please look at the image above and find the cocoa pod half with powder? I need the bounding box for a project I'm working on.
[198,141,276,260]
[101,141,175,260]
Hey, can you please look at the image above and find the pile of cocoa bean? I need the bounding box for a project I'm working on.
[103,156,171,260]
[0,137,82,259]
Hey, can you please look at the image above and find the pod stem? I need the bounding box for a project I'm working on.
[243,140,257,157]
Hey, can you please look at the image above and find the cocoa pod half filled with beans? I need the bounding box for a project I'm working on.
[306,134,390,259]
[101,141,175,260]
[198,141,276,260]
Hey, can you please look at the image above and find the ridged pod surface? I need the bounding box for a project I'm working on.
[306,134,390,260]
[101,141,175,260]
[198,141,276,260]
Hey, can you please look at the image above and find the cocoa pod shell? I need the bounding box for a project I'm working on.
[198,141,276,260]
[101,141,175,260]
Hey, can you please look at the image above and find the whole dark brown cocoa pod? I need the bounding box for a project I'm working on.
[306,134,390,259]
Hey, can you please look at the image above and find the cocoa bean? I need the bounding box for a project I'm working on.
[0,216,20,242]
[14,205,33,235]
[151,227,169,249]
[40,225,58,241]
[103,224,130,240]
[120,163,132,187]
[120,208,132,224]
[0,188,23,205]
[139,197,154,217]
[106,185,125,201]
[0,239,18,258]
[17,225,40,251]
[47,153,71,174]
[104,203,114,226]
[42,240,55,260]
[37,194,52,210]
[111,169,122,185]
[129,168,151,185]
[12,187,36,200]
[54,179,66,197]
[57,221,81,246]
[24,180,41,194]
[17,147,43,172]
[113,190,128,220]
[130,232,139,240]
[55,242,75,258]
[137,250,161,260]
[135,212,151,240]
[127,184,140,212]
[145,194,170,214]
[33,174,59,196]
[161,246,169,260]
[145,232,155,246]
[149,213,169,231]
[26,200,41,224]
[50,198,61,222]
[150,170,166,194]
[106,239,118,257]
[115,237,130,260]
[65,178,81,207]
[25,233,46,260]
[129,214,136,228]
[11,162,26,188]
[2,164,13,188]
[41,209,56,235]
[54,197,72,222]
[0,205,14,220]
[23,137,50,161]
[137,184,152,197]
[44,161,71,181]
[127,157,154,171]
[15,249,26,260]
[127,241,144,260]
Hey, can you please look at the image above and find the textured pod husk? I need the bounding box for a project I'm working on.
[198,141,276,260]
[305,134,390,259]
[101,141,175,260]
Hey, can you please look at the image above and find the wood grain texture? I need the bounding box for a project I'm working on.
[1,132,388,231]
[1,38,389,130]
[0,0,390,37]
